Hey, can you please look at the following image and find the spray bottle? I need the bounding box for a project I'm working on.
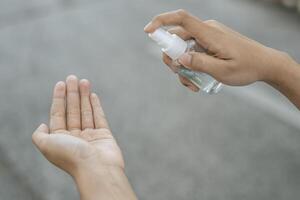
[148,28,223,94]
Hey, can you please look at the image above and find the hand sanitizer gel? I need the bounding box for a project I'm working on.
[148,28,223,94]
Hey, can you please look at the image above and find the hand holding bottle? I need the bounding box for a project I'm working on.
[144,10,296,87]
[144,10,300,109]
[148,28,223,94]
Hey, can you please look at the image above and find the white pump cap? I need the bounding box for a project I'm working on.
[148,28,187,60]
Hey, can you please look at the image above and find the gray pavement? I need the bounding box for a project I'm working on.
[0,0,299,200]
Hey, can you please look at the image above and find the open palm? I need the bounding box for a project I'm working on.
[32,75,124,176]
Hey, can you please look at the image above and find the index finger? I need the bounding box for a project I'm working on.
[50,81,66,132]
[90,93,110,129]
[144,9,217,44]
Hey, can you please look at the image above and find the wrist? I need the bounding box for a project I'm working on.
[72,161,125,178]
[73,164,126,189]
[263,50,300,106]
[73,165,137,200]
[76,165,120,176]
[263,49,298,85]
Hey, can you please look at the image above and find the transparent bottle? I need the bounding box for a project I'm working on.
[148,28,223,94]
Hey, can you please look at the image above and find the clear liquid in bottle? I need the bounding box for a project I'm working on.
[174,40,223,94]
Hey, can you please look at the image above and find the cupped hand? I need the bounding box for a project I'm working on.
[32,75,124,176]
[144,10,293,91]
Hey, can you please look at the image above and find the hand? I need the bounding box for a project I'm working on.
[144,9,295,91]
[33,75,137,199]
[32,75,124,177]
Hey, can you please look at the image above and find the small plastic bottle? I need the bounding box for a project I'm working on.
[148,28,223,94]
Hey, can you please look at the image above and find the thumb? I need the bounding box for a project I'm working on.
[32,123,49,150]
[178,52,226,77]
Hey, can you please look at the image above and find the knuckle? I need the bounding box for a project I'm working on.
[176,9,189,17]
[176,9,190,25]
[204,20,226,35]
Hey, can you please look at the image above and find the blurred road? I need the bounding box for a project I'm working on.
[0,0,299,199]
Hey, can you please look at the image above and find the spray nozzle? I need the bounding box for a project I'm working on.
[148,28,174,49]
[148,28,187,60]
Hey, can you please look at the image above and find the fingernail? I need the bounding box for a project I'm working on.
[80,79,90,86]
[144,22,152,32]
[91,93,97,98]
[55,81,65,87]
[179,53,192,67]
[190,86,200,92]
[67,75,77,81]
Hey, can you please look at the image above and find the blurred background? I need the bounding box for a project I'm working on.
[0,0,299,199]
